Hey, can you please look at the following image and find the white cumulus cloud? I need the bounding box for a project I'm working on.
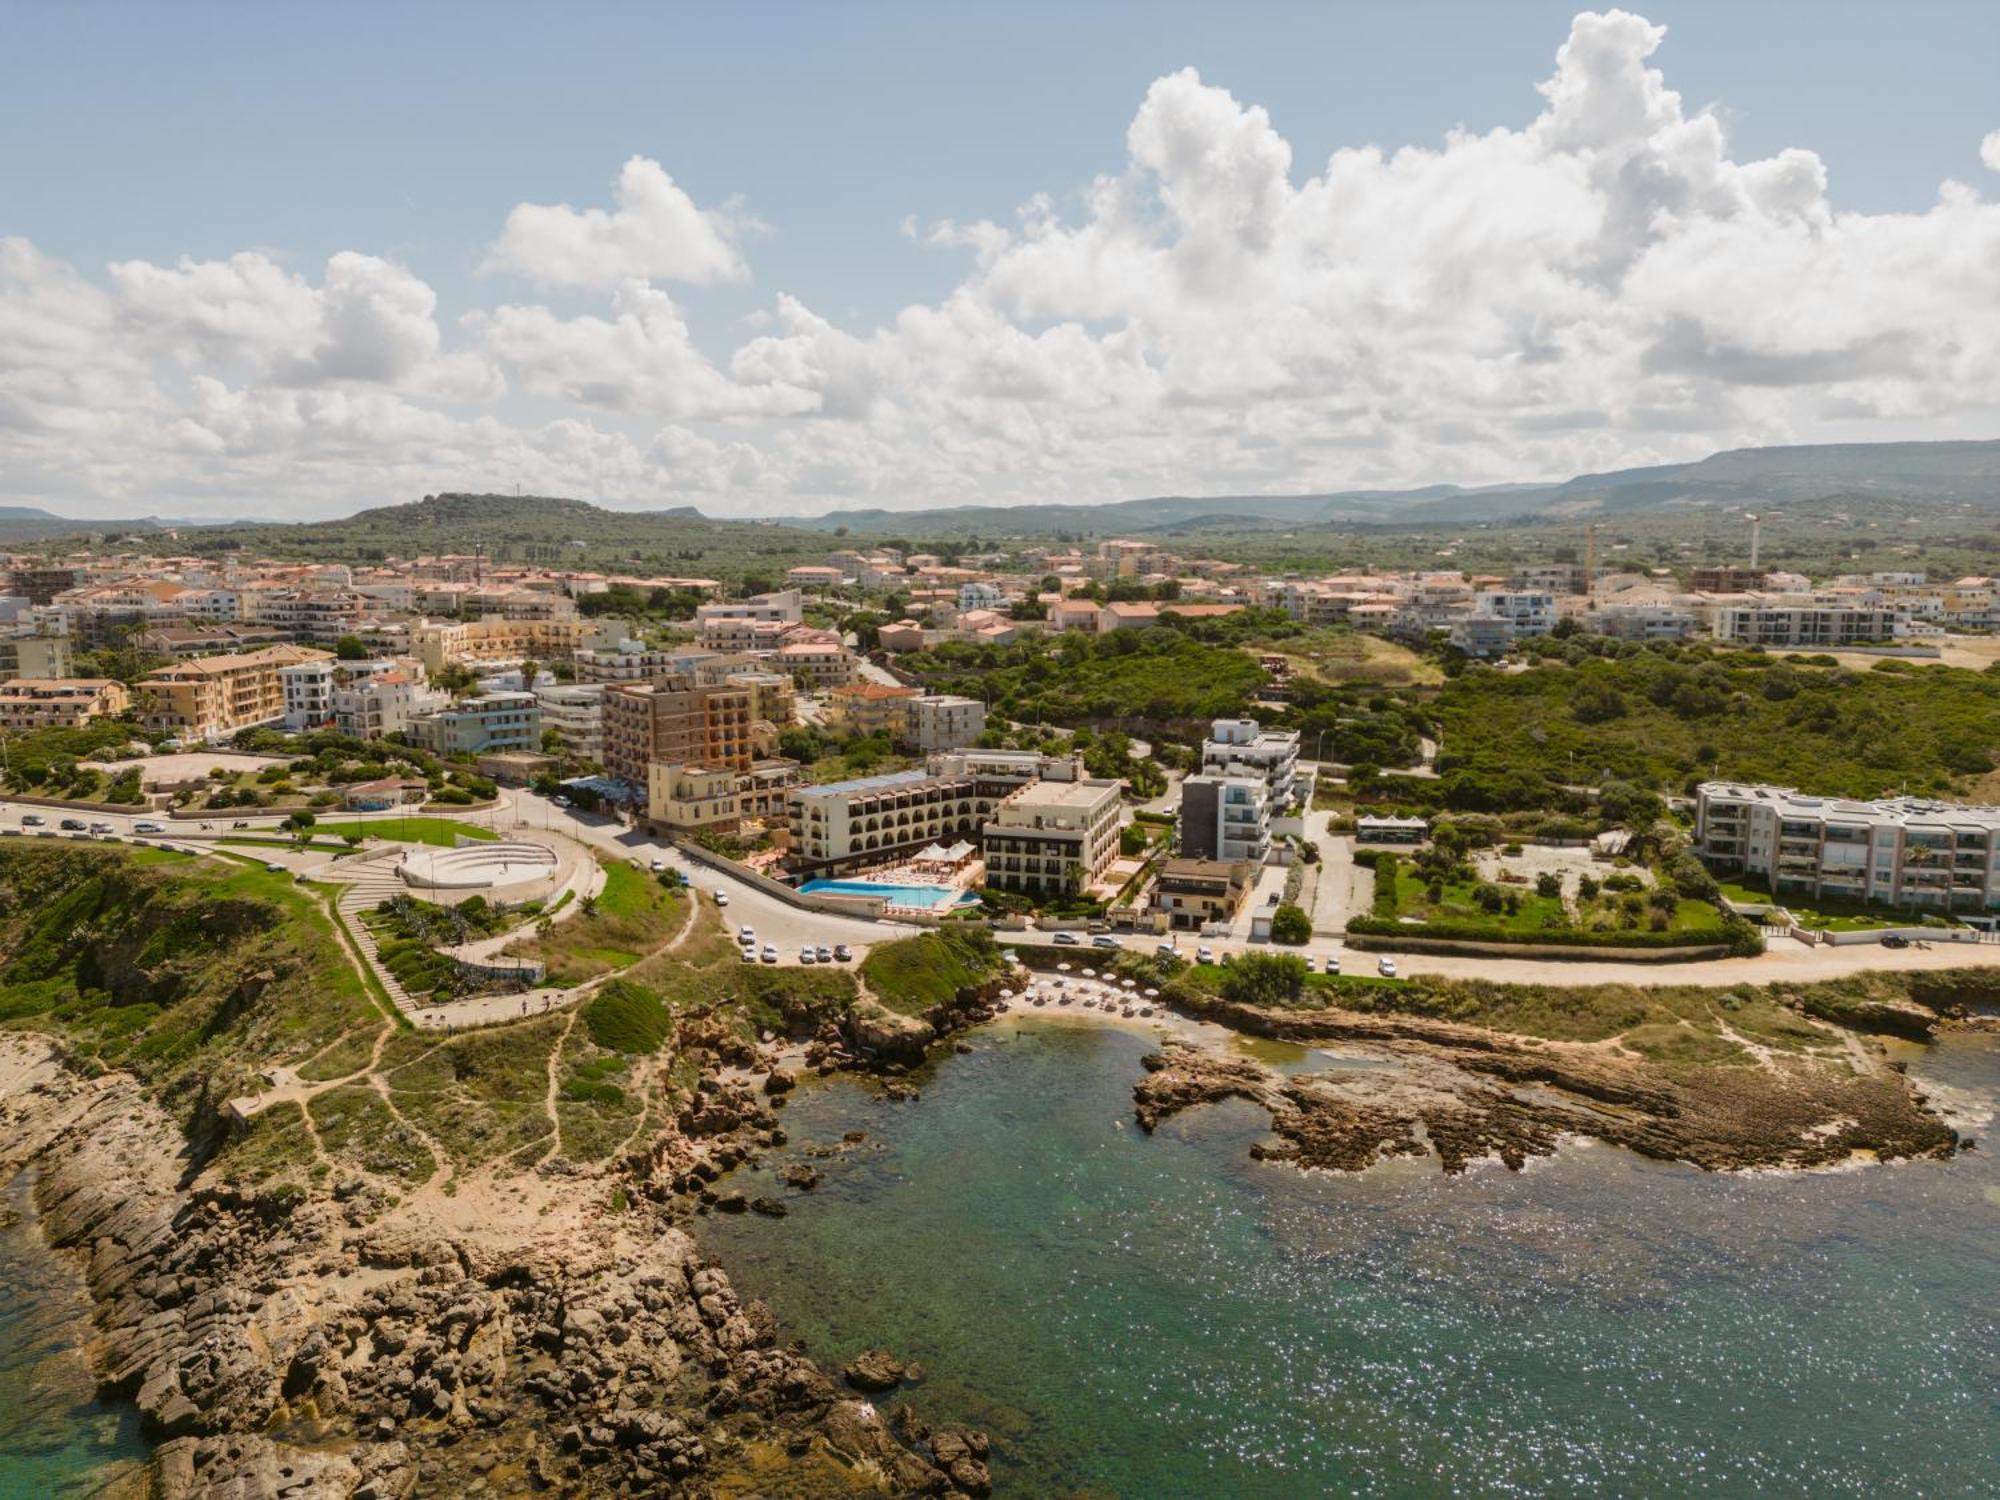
[0,10,1996,518]
[481,155,751,291]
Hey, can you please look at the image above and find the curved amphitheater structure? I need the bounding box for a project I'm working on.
[397,841,560,893]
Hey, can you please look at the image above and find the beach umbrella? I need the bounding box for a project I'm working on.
[1057,962,1071,972]
[1144,987,1159,998]
[1122,977,1136,988]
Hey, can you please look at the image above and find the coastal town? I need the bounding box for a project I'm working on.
[4,522,1997,1001]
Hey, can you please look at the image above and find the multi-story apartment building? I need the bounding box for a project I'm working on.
[242,588,364,643]
[1586,602,1697,641]
[1690,566,1768,593]
[407,691,542,757]
[0,632,73,680]
[981,773,1123,896]
[1710,596,1901,648]
[572,642,690,684]
[645,762,742,835]
[411,616,615,673]
[1179,774,1271,864]
[133,623,291,658]
[279,658,337,731]
[1696,781,2000,914]
[695,589,802,649]
[773,641,856,691]
[331,670,442,740]
[906,694,986,753]
[828,681,921,740]
[786,765,983,875]
[6,566,82,605]
[721,670,796,729]
[0,678,130,731]
[534,681,604,759]
[1473,590,1557,636]
[140,644,333,741]
[601,679,753,782]
[1201,718,1300,809]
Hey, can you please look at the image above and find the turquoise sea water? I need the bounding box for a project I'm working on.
[703,1020,2000,1499]
[0,1171,146,1500]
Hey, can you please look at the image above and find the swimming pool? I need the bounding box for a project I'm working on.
[797,879,979,910]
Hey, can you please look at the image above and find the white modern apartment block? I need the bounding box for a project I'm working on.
[1179,773,1271,864]
[1473,590,1557,636]
[695,589,803,649]
[279,658,336,731]
[534,681,604,759]
[957,580,1004,611]
[1586,602,1697,641]
[1201,718,1301,809]
[332,670,444,740]
[906,694,987,753]
[1710,596,1901,648]
[1696,781,2000,914]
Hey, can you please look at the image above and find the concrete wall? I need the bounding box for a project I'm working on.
[1340,932,1734,963]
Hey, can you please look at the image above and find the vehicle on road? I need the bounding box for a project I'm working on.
[89,821,114,835]
[21,814,45,826]
[761,944,779,964]
[1302,955,1317,972]
[649,858,666,872]
[1196,946,1215,964]
[815,944,832,963]
[59,818,87,831]
[800,946,817,964]
[713,889,729,907]
[1052,931,1081,945]
[740,944,757,962]
[1378,957,1398,977]
[1090,934,1120,949]
[833,944,852,963]
[738,924,756,942]
[134,821,165,833]
[1325,955,1341,974]
[1882,934,1911,949]
[265,862,286,874]
[1155,941,1178,959]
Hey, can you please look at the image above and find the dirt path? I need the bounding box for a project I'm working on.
[538,1010,581,1166]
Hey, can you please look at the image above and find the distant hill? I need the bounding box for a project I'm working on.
[784,439,2000,536]
[0,506,163,544]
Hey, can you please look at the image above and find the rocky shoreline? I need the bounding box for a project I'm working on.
[1133,997,1962,1174]
[0,1031,993,1499]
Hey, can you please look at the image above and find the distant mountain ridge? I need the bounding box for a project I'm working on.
[4,438,1995,548]
[779,438,2000,535]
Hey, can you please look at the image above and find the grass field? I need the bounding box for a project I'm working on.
[313,818,498,847]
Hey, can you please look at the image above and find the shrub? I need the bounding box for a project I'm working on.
[582,980,673,1054]
[1269,903,1311,945]
[1220,951,1310,1006]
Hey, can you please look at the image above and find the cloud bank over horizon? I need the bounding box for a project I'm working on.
[2,9,1996,520]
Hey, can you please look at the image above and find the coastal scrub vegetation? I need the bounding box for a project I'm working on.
[859,927,1003,1016]
[1431,644,2000,801]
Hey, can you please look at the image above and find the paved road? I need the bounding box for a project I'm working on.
[7,795,1995,990]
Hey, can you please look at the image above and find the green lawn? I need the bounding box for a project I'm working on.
[312,818,498,847]
[1716,878,1943,931]
[1393,870,1571,933]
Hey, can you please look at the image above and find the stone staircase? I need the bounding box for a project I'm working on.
[332,853,418,1014]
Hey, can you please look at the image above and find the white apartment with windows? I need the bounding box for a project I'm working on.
[1201,718,1302,810]
[1696,781,2000,914]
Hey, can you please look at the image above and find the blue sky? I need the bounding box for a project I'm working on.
[2,2,1996,517]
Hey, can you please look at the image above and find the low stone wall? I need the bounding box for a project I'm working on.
[1339,931,1735,963]
[1822,926,1981,947]
[2,791,149,816]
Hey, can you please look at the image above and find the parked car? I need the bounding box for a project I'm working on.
[89,822,114,835]
[1882,933,1911,949]
[1090,934,1120,950]
[1052,931,1081,945]
[761,945,779,964]
[738,924,757,942]
[799,946,817,965]
[1324,956,1341,975]
[1155,941,1178,959]
[59,818,87,831]
[1196,946,1215,965]
[21,813,45,826]
[713,890,729,907]
[649,858,666,872]
[816,944,832,963]
[833,944,853,963]
[740,944,758,963]
[1378,957,1398,978]
[265,862,286,874]
[1301,955,1317,973]
[134,821,165,834]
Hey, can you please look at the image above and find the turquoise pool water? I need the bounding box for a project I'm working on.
[704,1020,2000,1499]
[797,879,978,909]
